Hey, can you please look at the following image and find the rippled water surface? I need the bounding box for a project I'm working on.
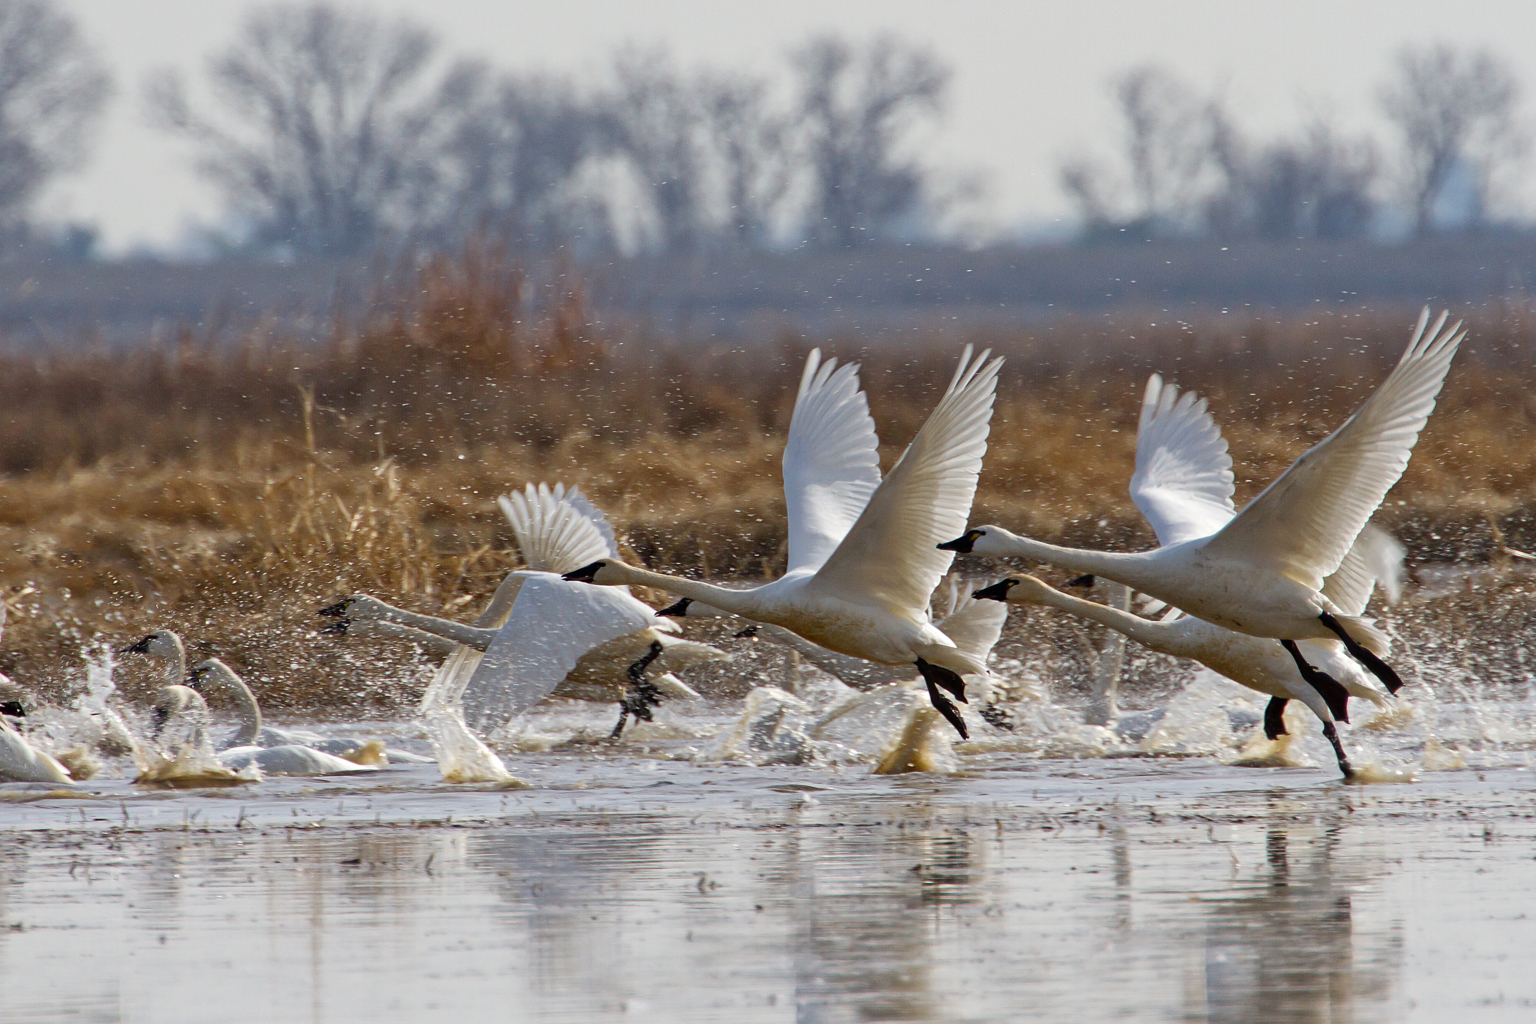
[1,725,1534,1023]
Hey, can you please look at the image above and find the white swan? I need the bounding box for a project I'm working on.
[186,660,379,775]
[563,345,1004,739]
[941,309,1461,705]
[321,481,729,737]
[0,712,72,784]
[972,560,1398,776]
[123,629,406,762]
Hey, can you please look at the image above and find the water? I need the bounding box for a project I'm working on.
[2,652,1535,1022]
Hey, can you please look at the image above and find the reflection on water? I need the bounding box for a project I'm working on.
[0,763,1531,1023]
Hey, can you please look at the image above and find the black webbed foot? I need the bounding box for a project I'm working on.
[1322,721,1354,779]
[1318,611,1405,694]
[915,659,970,740]
[1280,640,1351,724]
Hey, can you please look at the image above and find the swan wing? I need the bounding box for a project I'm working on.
[1201,309,1462,591]
[814,346,1002,617]
[1130,373,1236,546]
[933,582,1008,666]
[498,482,619,574]
[782,349,883,574]
[1320,522,1407,616]
[462,573,658,730]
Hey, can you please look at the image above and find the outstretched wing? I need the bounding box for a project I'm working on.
[461,574,657,731]
[1200,309,1462,591]
[1320,522,1407,616]
[782,349,883,574]
[1129,373,1236,546]
[933,577,1008,667]
[498,482,619,574]
[814,346,1003,618]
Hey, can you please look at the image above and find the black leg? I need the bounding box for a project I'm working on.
[1321,721,1355,779]
[1318,610,1405,694]
[610,641,667,740]
[1264,697,1289,740]
[627,641,664,685]
[915,659,969,740]
[608,705,630,740]
[1280,640,1351,724]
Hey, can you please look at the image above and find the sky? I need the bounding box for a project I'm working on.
[42,0,1536,255]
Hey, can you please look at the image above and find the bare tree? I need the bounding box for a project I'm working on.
[1379,44,1525,236]
[441,71,607,252]
[792,35,948,248]
[603,48,710,254]
[1204,110,1378,241]
[698,72,791,248]
[1058,65,1214,239]
[0,0,110,229]
[147,3,476,257]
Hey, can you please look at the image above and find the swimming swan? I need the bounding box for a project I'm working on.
[564,345,1003,739]
[186,659,379,775]
[124,629,398,761]
[942,309,1461,706]
[321,482,728,737]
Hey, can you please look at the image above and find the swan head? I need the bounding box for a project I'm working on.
[185,658,241,693]
[561,559,631,585]
[972,574,1055,605]
[318,594,392,620]
[656,597,692,618]
[939,527,1014,555]
[121,629,185,661]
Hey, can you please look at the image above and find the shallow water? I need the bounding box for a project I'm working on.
[1,707,1534,1023]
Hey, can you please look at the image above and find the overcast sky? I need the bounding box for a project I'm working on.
[43,0,1536,254]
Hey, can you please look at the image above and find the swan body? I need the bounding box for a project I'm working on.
[944,310,1461,700]
[566,346,1004,738]
[322,482,728,735]
[186,659,378,775]
[0,717,72,783]
[944,309,1457,643]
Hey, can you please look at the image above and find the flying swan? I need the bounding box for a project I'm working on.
[563,345,1003,739]
[941,309,1461,707]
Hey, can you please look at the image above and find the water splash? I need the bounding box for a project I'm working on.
[419,647,524,785]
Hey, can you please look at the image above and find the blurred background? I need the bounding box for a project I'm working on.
[1,1,1533,707]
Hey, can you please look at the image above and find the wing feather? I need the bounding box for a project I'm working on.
[1200,309,1462,590]
[498,482,619,574]
[1130,373,1236,546]
[932,576,1008,666]
[782,349,883,574]
[1320,522,1407,615]
[813,346,1002,618]
[461,574,657,731]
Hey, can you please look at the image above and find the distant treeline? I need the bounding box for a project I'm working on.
[0,1,1532,264]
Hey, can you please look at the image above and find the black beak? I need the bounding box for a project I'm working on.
[1065,574,1095,588]
[184,672,204,691]
[733,624,759,639]
[317,600,351,617]
[562,561,605,583]
[937,533,976,553]
[319,619,350,636]
[0,700,26,718]
[120,635,153,655]
[972,579,1017,602]
[657,597,691,618]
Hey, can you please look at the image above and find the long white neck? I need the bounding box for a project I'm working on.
[354,620,461,658]
[980,528,1158,588]
[371,602,497,651]
[212,666,263,747]
[606,565,767,619]
[1022,587,1178,652]
[161,643,186,691]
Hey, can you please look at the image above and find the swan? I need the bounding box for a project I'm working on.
[563,345,1004,739]
[123,629,403,762]
[941,309,1461,705]
[320,481,729,737]
[972,559,1398,777]
[0,705,72,784]
[185,659,380,775]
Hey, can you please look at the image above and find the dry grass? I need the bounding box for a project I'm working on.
[3,244,1534,712]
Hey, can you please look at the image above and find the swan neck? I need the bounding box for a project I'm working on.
[476,574,526,628]
[990,532,1148,583]
[219,669,262,746]
[378,603,493,651]
[617,566,761,617]
[1033,588,1165,647]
